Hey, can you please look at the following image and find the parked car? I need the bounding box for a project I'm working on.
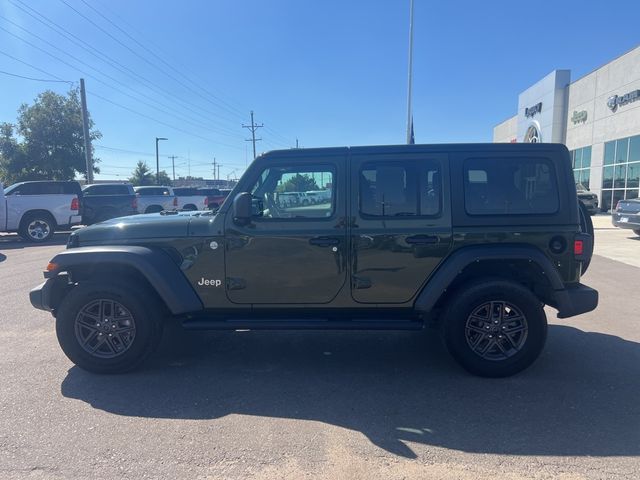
[133,186,177,213]
[173,187,208,211]
[576,184,598,215]
[306,190,332,204]
[0,180,82,242]
[32,143,597,377]
[81,183,138,225]
[612,198,640,235]
[198,187,230,210]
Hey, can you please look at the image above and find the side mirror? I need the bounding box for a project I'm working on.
[233,192,263,224]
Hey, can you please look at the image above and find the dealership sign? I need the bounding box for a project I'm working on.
[607,89,640,112]
[525,102,542,118]
[571,110,588,124]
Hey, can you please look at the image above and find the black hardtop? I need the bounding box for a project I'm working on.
[259,142,570,159]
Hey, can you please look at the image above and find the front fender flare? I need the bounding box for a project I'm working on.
[43,246,203,315]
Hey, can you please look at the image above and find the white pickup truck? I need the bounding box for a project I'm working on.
[173,187,208,211]
[133,186,177,213]
[0,180,82,242]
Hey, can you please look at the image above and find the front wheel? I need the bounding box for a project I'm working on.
[55,281,163,373]
[442,279,547,377]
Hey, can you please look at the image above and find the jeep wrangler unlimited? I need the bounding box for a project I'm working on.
[30,144,597,377]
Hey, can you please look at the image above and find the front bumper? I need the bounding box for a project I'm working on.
[579,199,598,213]
[556,283,598,319]
[612,212,640,230]
[29,274,71,313]
[30,280,53,312]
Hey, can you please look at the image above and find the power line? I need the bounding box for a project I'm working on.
[0,49,73,83]
[0,69,73,84]
[88,90,243,149]
[84,0,248,120]
[0,17,244,141]
[8,0,245,135]
[58,0,246,123]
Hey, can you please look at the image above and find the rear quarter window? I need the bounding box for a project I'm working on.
[463,157,559,215]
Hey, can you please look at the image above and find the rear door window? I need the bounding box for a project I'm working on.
[463,157,559,215]
[359,160,441,217]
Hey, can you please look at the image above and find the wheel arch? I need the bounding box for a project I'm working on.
[415,245,565,316]
[42,246,203,315]
[19,209,57,229]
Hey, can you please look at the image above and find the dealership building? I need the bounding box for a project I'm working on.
[493,45,640,212]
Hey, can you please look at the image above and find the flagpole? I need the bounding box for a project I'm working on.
[406,0,414,144]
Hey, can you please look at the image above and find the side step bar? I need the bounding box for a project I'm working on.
[181,318,425,331]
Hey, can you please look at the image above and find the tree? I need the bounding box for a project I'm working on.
[0,88,101,185]
[128,160,172,186]
[280,173,319,193]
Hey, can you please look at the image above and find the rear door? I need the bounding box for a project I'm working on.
[224,154,347,304]
[350,152,452,303]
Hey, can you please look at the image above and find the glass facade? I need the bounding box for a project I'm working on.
[601,134,640,212]
[571,146,591,189]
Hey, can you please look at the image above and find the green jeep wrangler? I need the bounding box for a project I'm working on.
[30,144,598,377]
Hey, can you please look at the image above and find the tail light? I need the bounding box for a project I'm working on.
[70,197,79,211]
[615,201,621,211]
[574,239,584,256]
[131,197,138,210]
[204,196,209,207]
[173,197,178,207]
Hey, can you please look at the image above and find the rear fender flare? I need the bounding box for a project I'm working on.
[414,245,565,313]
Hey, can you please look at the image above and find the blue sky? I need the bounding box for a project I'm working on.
[0,0,638,181]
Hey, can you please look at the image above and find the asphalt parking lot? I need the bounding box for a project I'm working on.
[0,220,639,479]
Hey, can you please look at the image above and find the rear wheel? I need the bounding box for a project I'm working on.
[442,279,547,377]
[145,205,163,214]
[56,281,163,373]
[19,212,56,243]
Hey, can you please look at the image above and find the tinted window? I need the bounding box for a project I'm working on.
[136,187,170,196]
[198,188,221,196]
[250,165,335,219]
[359,160,441,217]
[174,188,199,196]
[464,157,559,215]
[84,184,130,195]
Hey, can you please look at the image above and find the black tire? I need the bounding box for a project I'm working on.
[578,202,594,274]
[442,279,547,378]
[145,205,163,214]
[18,212,56,243]
[55,280,164,374]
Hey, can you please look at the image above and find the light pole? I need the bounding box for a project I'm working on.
[155,137,168,185]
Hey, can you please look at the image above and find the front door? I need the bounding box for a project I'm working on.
[350,153,452,303]
[225,155,347,304]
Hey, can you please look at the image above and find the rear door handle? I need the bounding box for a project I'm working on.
[309,236,340,247]
[405,235,439,245]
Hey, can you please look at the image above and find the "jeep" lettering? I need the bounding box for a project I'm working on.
[198,278,222,287]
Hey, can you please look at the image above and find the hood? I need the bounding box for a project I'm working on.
[70,211,211,244]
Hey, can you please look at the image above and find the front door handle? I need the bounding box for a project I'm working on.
[405,235,439,245]
[309,236,340,247]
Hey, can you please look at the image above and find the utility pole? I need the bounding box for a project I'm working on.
[242,110,263,160]
[79,78,93,184]
[168,155,178,181]
[296,138,299,148]
[212,157,217,180]
[155,137,168,184]
[217,163,222,182]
